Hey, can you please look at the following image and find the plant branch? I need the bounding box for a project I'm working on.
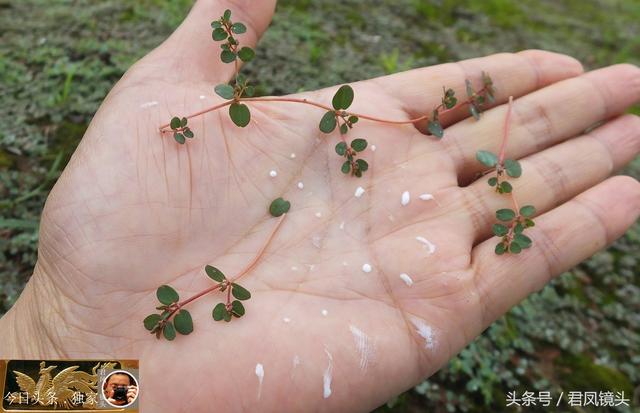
[498,96,514,164]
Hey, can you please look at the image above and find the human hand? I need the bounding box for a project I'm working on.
[1,1,639,412]
[127,385,138,404]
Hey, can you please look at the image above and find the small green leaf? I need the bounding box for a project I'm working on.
[495,243,506,255]
[212,303,227,321]
[341,160,351,174]
[224,310,232,322]
[335,142,347,156]
[231,22,247,34]
[476,150,498,167]
[143,314,161,331]
[157,285,179,305]
[231,300,245,317]
[465,79,474,97]
[212,28,228,41]
[232,283,251,300]
[524,218,535,227]
[509,242,522,254]
[332,85,354,110]
[211,21,222,29]
[340,123,348,135]
[229,103,250,127]
[205,265,226,282]
[319,111,337,133]
[174,133,185,144]
[470,104,480,120]
[163,322,176,340]
[183,129,194,139]
[504,159,522,178]
[488,177,498,186]
[499,181,513,193]
[351,138,367,152]
[496,208,516,221]
[348,115,359,124]
[269,197,291,217]
[238,47,255,62]
[223,9,231,21]
[244,86,255,97]
[170,117,181,130]
[221,50,236,63]
[520,205,536,218]
[427,120,444,138]
[355,158,368,172]
[174,310,194,335]
[514,222,524,234]
[215,84,235,99]
[445,96,457,109]
[514,233,532,249]
[492,223,509,237]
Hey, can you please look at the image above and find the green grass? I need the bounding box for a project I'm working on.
[1,1,638,411]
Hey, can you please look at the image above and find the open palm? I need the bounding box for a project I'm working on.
[2,1,639,412]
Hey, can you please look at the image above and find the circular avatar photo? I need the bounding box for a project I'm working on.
[102,370,139,407]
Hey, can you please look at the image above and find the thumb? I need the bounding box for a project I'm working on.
[150,0,277,83]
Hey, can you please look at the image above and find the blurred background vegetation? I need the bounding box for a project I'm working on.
[0,0,638,411]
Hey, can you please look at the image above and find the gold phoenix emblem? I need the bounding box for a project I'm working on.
[7,361,116,408]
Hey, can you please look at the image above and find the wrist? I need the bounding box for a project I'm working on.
[0,271,63,358]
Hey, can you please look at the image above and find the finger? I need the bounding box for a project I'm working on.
[371,50,583,132]
[459,114,640,242]
[469,175,640,328]
[145,0,276,83]
[448,64,640,183]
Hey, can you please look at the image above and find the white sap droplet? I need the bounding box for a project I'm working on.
[354,186,365,198]
[370,144,377,152]
[199,95,206,100]
[323,349,333,399]
[140,101,158,108]
[342,261,348,266]
[283,317,291,323]
[410,317,436,350]
[349,325,375,370]
[291,266,298,271]
[362,263,372,273]
[321,309,328,316]
[339,221,345,230]
[315,212,322,218]
[293,355,300,368]
[255,363,265,399]
[400,273,414,286]
[415,236,437,254]
[269,170,278,178]
[401,191,411,206]
[297,181,304,189]
[290,153,296,159]
[419,193,434,201]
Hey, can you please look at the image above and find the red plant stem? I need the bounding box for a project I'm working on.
[510,192,520,214]
[498,96,514,164]
[175,283,222,310]
[229,212,287,283]
[159,101,233,130]
[167,213,287,317]
[158,87,491,132]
